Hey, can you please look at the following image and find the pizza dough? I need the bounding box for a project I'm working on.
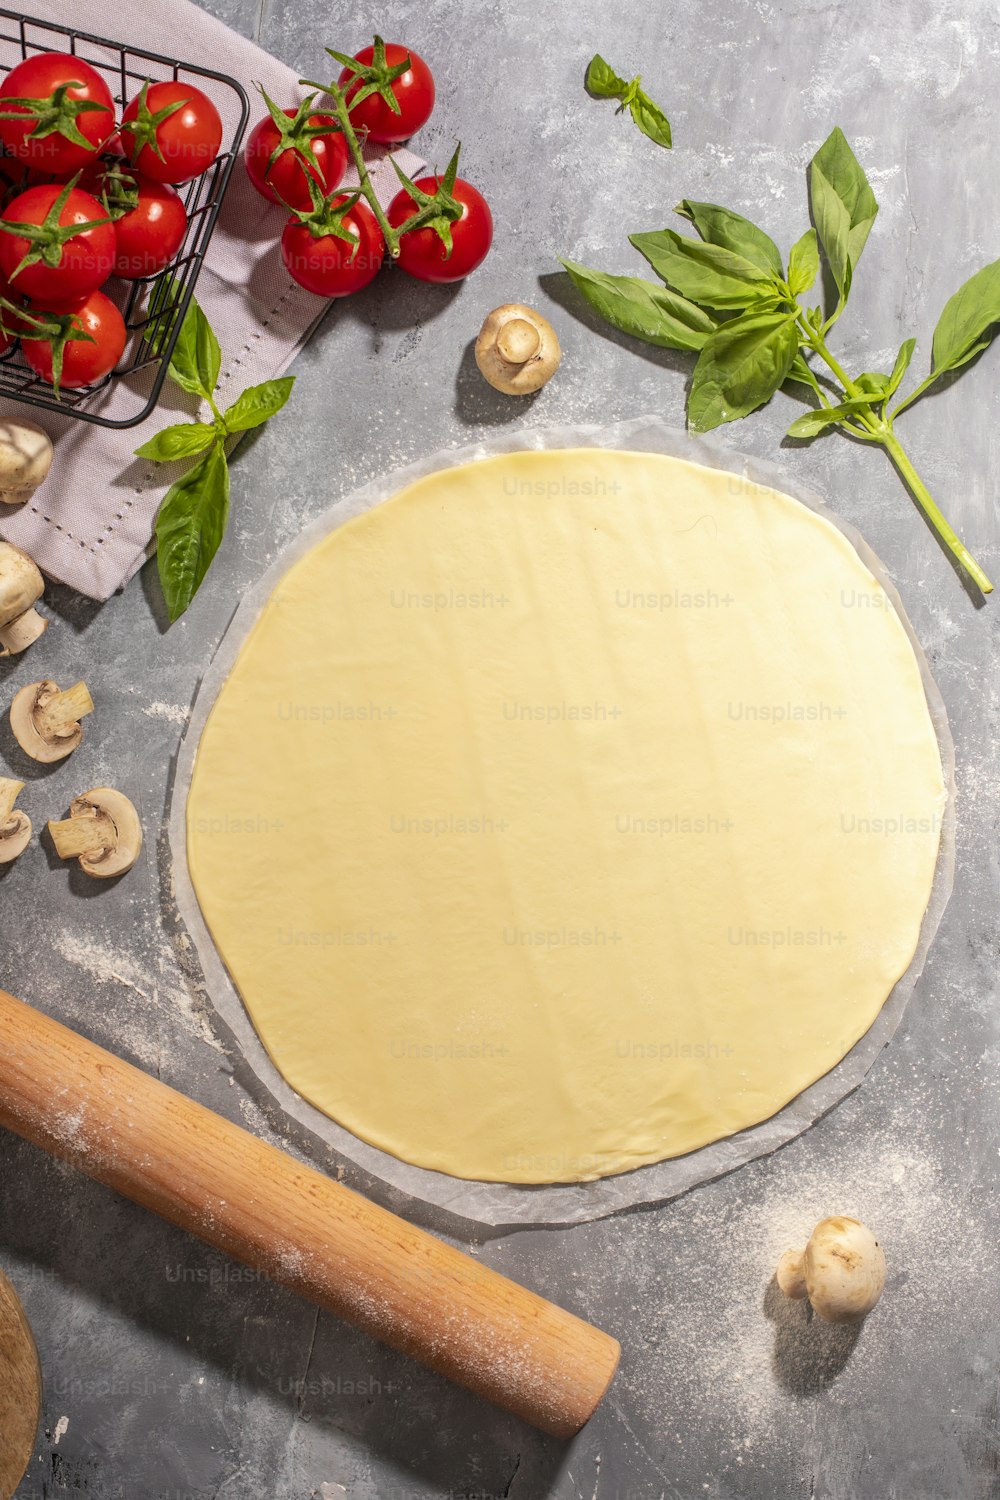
[186,449,945,1184]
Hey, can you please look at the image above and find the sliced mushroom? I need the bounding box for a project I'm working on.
[777,1215,886,1323]
[0,777,31,864]
[0,541,48,656]
[9,679,94,764]
[475,304,562,394]
[48,788,143,879]
[0,418,54,505]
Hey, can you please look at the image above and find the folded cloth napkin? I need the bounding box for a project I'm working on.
[0,0,422,600]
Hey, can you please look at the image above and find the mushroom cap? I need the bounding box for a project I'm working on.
[0,809,31,863]
[475,303,562,395]
[0,419,53,504]
[70,788,143,879]
[0,542,44,631]
[9,681,83,764]
[803,1216,886,1323]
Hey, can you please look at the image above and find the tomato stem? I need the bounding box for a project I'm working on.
[309,76,402,257]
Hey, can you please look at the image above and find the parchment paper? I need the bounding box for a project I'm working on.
[168,415,956,1230]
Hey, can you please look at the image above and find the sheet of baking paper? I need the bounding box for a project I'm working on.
[168,416,955,1229]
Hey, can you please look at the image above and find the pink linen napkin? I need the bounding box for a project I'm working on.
[0,0,422,600]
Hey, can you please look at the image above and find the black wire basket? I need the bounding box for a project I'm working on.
[0,8,248,429]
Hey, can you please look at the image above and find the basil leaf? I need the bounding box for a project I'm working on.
[674,200,782,278]
[786,397,877,438]
[224,376,296,433]
[787,229,819,298]
[785,351,816,388]
[853,371,890,397]
[134,422,217,462]
[808,127,878,302]
[688,310,799,431]
[629,229,775,309]
[629,90,671,149]
[585,54,625,98]
[166,294,221,399]
[561,259,718,351]
[930,259,1000,377]
[155,442,230,622]
[886,336,916,396]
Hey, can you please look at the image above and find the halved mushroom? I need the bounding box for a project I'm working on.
[777,1215,886,1323]
[0,419,53,506]
[9,680,94,763]
[48,788,143,879]
[0,541,48,656]
[475,304,562,394]
[0,778,31,864]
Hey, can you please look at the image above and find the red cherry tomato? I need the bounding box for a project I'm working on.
[22,288,126,388]
[0,52,114,175]
[387,176,493,283]
[340,43,434,145]
[80,163,187,279]
[280,195,384,297]
[121,80,223,184]
[0,182,115,304]
[244,106,348,211]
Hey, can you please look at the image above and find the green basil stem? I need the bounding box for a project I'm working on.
[880,429,993,595]
[802,319,994,594]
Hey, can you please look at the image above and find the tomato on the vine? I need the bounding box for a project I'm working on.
[245,100,348,212]
[81,162,187,279]
[388,175,493,283]
[0,181,115,304]
[280,193,384,297]
[339,41,434,145]
[121,80,223,184]
[22,288,126,388]
[0,52,115,175]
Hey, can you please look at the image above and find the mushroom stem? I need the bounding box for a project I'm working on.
[497,318,542,366]
[0,605,47,657]
[0,777,24,827]
[35,681,94,740]
[776,1248,807,1299]
[48,809,115,861]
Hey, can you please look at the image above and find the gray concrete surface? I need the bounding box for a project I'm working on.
[2,1,999,1497]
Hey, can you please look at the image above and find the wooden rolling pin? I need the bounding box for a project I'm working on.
[0,988,619,1438]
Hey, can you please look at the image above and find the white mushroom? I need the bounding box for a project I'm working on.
[9,679,94,764]
[0,541,48,656]
[48,788,143,879]
[777,1215,886,1323]
[0,418,53,505]
[0,777,31,864]
[475,304,562,394]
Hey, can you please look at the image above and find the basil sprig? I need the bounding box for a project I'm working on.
[562,125,998,597]
[136,280,295,620]
[584,55,671,150]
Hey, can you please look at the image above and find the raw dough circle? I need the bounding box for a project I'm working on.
[187,449,945,1183]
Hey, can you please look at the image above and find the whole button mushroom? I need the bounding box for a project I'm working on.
[0,778,31,864]
[48,788,143,880]
[777,1215,886,1323]
[9,679,94,763]
[0,541,48,656]
[0,418,53,506]
[475,304,562,394]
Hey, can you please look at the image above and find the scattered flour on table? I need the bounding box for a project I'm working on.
[52,928,223,1060]
[142,701,191,726]
[599,1086,994,1479]
[52,1416,69,1445]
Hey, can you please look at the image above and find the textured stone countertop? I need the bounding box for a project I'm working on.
[3,1,998,1497]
